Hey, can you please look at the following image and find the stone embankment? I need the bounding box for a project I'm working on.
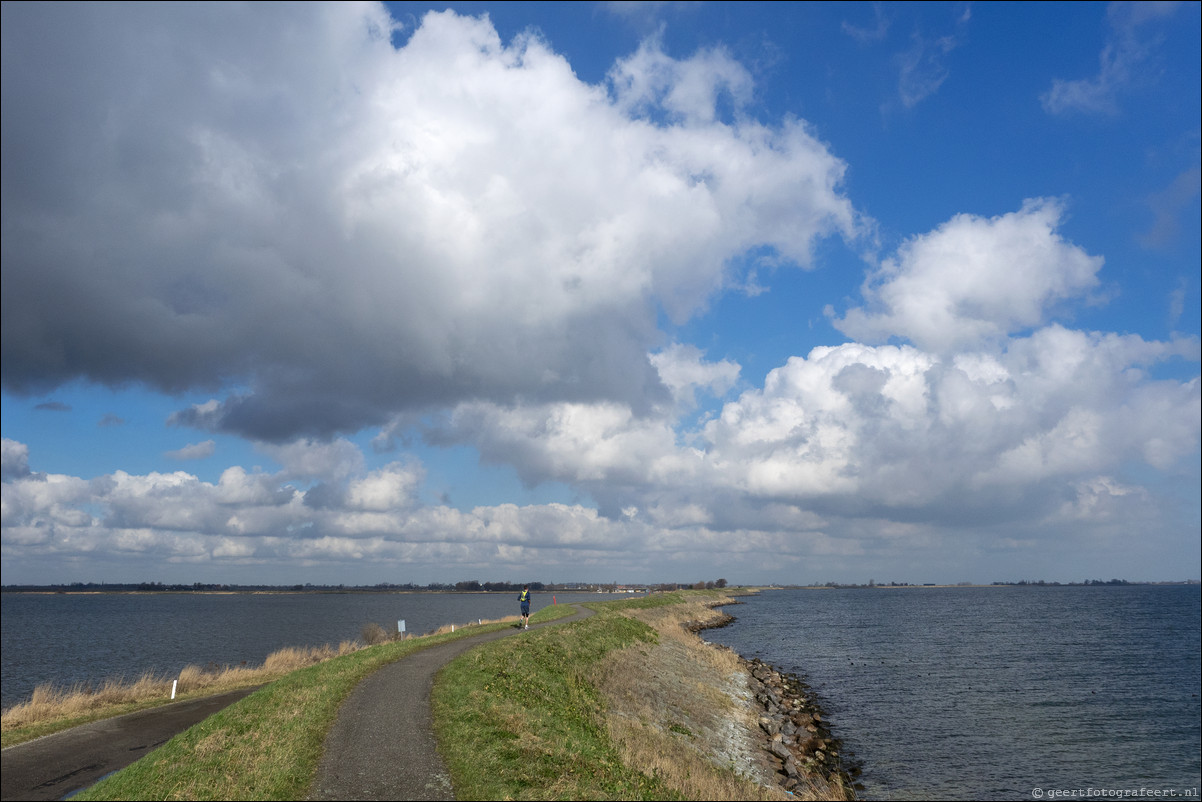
[745,657,859,795]
[686,605,860,798]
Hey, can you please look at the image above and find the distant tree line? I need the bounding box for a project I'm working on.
[450,580,545,592]
[991,578,1137,586]
[763,578,1198,589]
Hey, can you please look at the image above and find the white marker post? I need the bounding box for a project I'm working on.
[171,679,177,700]
[398,619,406,634]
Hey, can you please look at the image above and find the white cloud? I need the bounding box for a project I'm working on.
[429,400,688,487]
[648,343,740,407]
[1,439,31,482]
[1041,1,1181,116]
[257,438,366,483]
[842,3,891,45]
[893,6,970,109]
[3,312,1198,585]
[346,462,423,512]
[1141,167,1202,250]
[411,324,1198,537]
[166,440,216,461]
[832,199,1103,352]
[609,36,754,123]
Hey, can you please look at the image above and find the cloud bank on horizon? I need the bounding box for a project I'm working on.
[2,2,1199,586]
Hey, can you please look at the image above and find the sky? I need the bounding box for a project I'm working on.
[2,1,1199,587]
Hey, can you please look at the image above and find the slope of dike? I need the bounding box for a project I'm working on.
[596,594,855,801]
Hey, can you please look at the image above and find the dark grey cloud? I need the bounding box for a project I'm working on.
[1,3,856,442]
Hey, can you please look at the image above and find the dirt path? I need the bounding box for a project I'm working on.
[307,605,593,801]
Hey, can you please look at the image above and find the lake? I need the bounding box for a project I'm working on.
[704,585,1201,801]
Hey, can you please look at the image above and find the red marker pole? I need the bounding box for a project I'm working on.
[553,595,556,605]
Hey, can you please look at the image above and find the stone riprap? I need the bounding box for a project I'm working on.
[687,603,860,797]
[745,657,859,794]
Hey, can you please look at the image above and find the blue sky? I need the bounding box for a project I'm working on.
[2,2,1198,586]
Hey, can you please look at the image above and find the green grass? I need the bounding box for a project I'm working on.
[432,599,679,800]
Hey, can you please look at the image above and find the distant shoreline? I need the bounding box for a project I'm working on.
[0,587,655,596]
[3,580,1197,596]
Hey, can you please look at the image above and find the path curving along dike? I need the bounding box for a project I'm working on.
[307,603,594,801]
[1,604,592,802]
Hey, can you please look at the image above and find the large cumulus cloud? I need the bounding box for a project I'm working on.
[422,200,1200,536]
[1,3,858,440]
[831,199,1104,353]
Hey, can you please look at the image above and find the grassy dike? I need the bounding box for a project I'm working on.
[65,591,838,801]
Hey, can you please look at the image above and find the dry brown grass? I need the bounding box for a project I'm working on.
[591,597,850,801]
[3,613,521,743]
[0,640,361,736]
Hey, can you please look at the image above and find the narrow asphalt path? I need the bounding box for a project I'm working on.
[1,604,591,802]
[0,687,260,801]
[307,603,594,801]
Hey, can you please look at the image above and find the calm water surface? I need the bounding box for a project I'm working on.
[0,590,601,708]
[705,585,1201,801]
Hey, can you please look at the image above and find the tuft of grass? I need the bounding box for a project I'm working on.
[360,622,390,645]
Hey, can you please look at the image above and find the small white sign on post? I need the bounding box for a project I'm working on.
[398,619,406,633]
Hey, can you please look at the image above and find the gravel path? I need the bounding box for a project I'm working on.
[307,604,594,801]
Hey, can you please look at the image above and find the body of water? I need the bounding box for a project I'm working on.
[4,585,1198,802]
[704,585,1201,801]
[0,589,603,708]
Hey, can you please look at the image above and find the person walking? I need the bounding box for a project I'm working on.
[518,585,531,629]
